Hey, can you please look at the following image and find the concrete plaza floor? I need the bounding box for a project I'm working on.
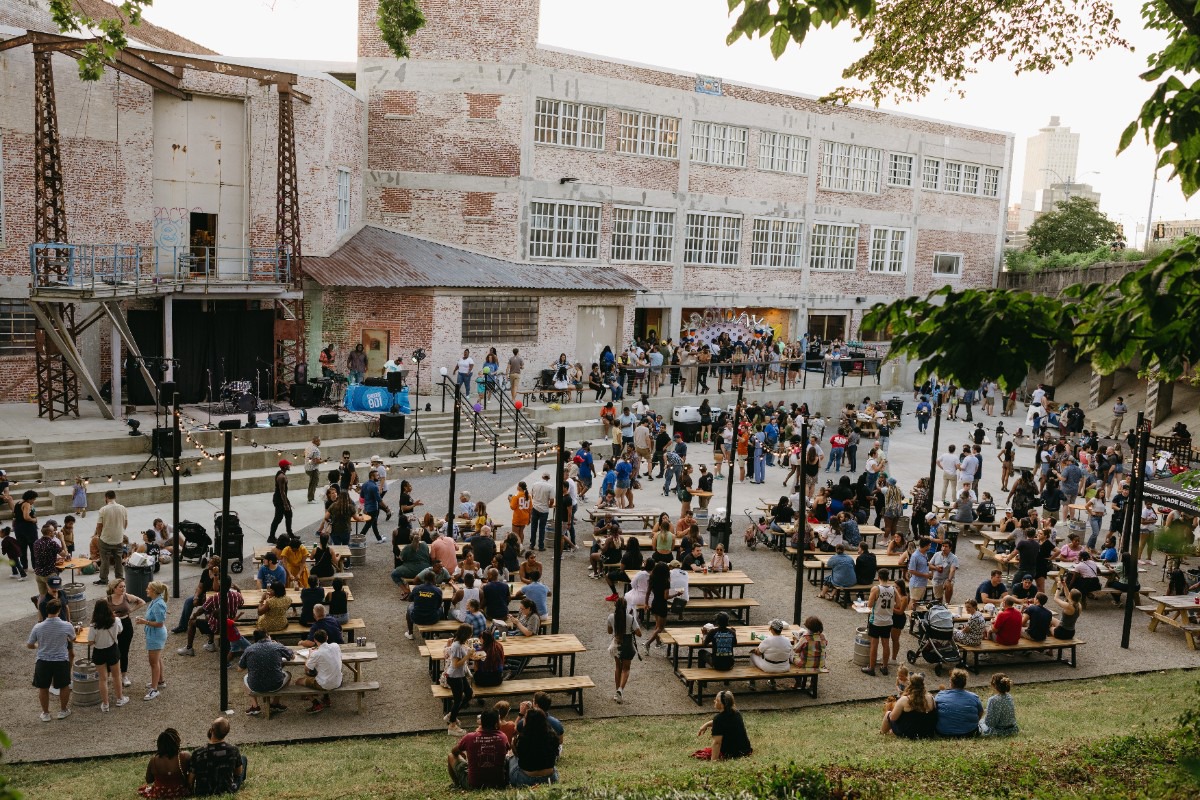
[2,395,1198,763]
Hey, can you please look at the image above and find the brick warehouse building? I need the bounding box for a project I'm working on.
[0,0,1011,409]
[343,0,1013,387]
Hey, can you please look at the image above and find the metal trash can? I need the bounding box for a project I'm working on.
[124,563,153,603]
[707,508,731,550]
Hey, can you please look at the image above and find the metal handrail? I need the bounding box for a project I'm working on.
[483,382,540,446]
[29,242,291,292]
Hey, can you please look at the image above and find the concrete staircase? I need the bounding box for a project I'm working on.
[0,437,52,521]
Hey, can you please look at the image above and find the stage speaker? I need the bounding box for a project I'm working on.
[150,427,181,459]
[290,382,315,408]
[364,377,387,387]
[386,371,405,393]
[218,419,241,430]
[268,412,291,427]
[379,413,406,440]
[159,381,177,404]
[317,413,342,425]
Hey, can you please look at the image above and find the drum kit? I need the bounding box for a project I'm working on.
[218,380,261,414]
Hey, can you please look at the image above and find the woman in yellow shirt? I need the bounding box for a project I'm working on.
[256,582,291,632]
[279,534,309,589]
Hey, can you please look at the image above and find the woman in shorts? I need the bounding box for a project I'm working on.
[890,579,910,666]
[607,596,641,703]
[136,581,169,701]
[88,599,128,711]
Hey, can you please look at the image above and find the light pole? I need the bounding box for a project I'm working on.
[1039,168,1099,206]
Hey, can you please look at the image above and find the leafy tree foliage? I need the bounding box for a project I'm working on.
[48,0,151,81]
[377,0,427,59]
[1025,197,1123,255]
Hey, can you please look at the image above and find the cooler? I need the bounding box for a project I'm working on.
[672,406,701,423]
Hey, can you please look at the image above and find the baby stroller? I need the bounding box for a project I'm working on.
[214,511,245,574]
[742,509,767,551]
[177,520,212,565]
[906,602,961,676]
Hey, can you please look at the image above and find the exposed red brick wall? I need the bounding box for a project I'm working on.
[381,90,418,117]
[320,288,436,386]
[467,94,502,120]
[380,188,413,215]
[464,192,495,218]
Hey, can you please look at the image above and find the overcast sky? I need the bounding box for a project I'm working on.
[140,0,1197,245]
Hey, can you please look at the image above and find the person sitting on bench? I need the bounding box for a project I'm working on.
[819,544,857,600]
[698,612,737,670]
[403,571,442,640]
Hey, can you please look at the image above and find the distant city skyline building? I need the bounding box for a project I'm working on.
[1038,182,1101,213]
[1019,116,1080,230]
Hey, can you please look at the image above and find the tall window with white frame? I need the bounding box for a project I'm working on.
[821,142,882,193]
[690,121,748,167]
[757,131,809,175]
[617,110,679,159]
[528,200,601,261]
[982,167,1001,198]
[611,207,675,264]
[533,98,606,150]
[750,218,803,267]
[809,222,859,271]
[933,253,963,277]
[887,153,914,187]
[684,212,742,266]
[921,157,941,190]
[336,167,351,233]
[868,228,908,274]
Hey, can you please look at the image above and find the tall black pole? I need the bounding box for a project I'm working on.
[927,405,943,518]
[218,430,232,713]
[1120,412,1150,649]
[447,383,462,520]
[724,386,745,526]
[171,392,181,598]
[793,420,810,625]
[550,427,566,634]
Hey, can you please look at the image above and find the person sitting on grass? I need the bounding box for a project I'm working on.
[507,707,560,786]
[935,668,984,738]
[189,717,248,796]
[818,544,857,600]
[296,628,342,714]
[239,629,293,717]
[979,673,1019,736]
[137,728,190,798]
[449,708,509,790]
[882,672,938,739]
[403,571,443,640]
[693,690,753,761]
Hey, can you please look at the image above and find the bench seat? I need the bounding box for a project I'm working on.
[957,637,1085,673]
[316,572,354,585]
[413,616,552,640]
[249,680,380,719]
[678,664,828,705]
[238,618,366,641]
[829,584,874,608]
[674,597,760,625]
[430,675,595,715]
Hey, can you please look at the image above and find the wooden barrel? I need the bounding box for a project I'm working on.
[852,626,871,667]
[64,582,87,623]
[71,658,101,707]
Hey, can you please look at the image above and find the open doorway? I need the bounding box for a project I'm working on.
[188,212,217,275]
[362,329,390,378]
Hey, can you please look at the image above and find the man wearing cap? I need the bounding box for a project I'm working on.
[529,473,554,552]
[267,459,293,545]
[38,574,70,621]
[370,455,393,521]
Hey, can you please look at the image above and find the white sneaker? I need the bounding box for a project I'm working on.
[144,689,160,701]
[202,642,216,652]
[176,647,195,656]
[50,686,60,696]
[101,702,110,713]
[122,677,131,687]
[39,712,51,722]
[115,696,130,707]
[56,708,72,720]
[404,632,413,640]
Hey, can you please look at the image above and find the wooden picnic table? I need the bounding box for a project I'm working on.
[1144,593,1200,649]
[253,545,351,564]
[418,633,586,681]
[804,552,907,585]
[212,587,355,607]
[285,642,377,681]
[686,570,754,598]
[660,624,804,673]
[585,507,664,528]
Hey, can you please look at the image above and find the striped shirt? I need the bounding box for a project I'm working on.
[793,632,827,670]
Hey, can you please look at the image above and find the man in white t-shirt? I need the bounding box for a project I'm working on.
[957,450,979,493]
[529,473,554,552]
[454,350,474,392]
[298,628,342,714]
[618,409,637,446]
[303,436,324,503]
[937,445,960,504]
[1030,384,1046,408]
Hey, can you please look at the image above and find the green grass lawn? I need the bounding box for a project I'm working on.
[4,670,1200,799]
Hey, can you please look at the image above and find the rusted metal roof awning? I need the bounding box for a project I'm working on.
[305,227,644,292]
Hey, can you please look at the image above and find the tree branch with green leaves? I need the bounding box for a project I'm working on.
[48,0,152,81]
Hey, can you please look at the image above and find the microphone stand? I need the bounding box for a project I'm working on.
[205,368,213,427]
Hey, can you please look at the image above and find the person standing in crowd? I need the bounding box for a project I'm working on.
[347,343,368,385]
[319,344,336,378]
[529,472,554,552]
[507,348,525,398]
[31,521,62,598]
[87,599,129,711]
[13,489,39,576]
[94,490,128,585]
[607,596,642,703]
[1108,396,1128,438]
[107,577,146,688]
[27,596,75,721]
[137,581,169,700]
[454,349,475,393]
[360,469,383,543]
[267,459,293,545]
[303,436,324,504]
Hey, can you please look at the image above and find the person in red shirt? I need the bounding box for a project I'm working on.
[988,596,1023,646]
[827,429,849,473]
[448,708,509,789]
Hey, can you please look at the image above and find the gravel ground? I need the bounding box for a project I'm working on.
[3,411,1198,764]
